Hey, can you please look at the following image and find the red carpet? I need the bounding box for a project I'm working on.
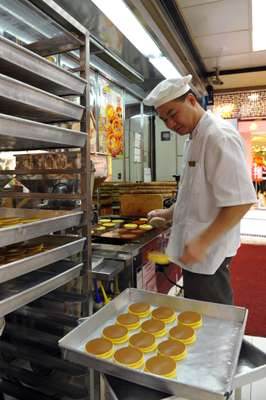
[231,244,266,337]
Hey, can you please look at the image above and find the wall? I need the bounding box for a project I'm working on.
[155,117,187,181]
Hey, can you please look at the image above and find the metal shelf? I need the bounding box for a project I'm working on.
[0,260,82,318]
[0,74,84,123]
[0,36,86,96]
[0,235,85,283]
[0,114,86,150]
[0,208,83,247]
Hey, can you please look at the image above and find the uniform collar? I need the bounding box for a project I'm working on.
[191,111,208,139]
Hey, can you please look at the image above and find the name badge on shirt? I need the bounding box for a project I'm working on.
[188,161,196,167]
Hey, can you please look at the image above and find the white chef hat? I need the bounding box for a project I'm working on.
[143,74,192,109]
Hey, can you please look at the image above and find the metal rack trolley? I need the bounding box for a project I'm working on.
[0,0,92,316]
[0,1,93,398]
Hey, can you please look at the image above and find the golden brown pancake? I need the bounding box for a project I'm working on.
[158,339,187,361]
[85,337,113,357]
[116,313,140,329]
[128,302,150,316]
[114,346,144,368]
[102,324,128,344]
[129,332,156,352]
[145,355,176,377]
[152,306,176,323]
[141,319,166,336]
[178,311,202,328]
[169,325,195,341]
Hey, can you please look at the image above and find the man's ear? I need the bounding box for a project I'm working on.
[186,93,197,106]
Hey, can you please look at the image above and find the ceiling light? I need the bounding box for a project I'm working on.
[252,0,266,51]
[90,0,161,58]
[149,56,181,79]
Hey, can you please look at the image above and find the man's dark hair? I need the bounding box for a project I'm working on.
[175,89,199,103]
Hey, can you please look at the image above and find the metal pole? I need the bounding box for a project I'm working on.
[80,32,92,318]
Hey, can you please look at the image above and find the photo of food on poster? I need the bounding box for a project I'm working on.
[98,77,124,157]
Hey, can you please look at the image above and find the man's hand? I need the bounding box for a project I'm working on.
[147,207,173,222]
[179,235,207,265]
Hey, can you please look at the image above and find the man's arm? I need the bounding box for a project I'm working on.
[179,203,253,265]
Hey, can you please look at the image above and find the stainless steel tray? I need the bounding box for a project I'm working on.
[0,208,83,247]
[0,74,84,123]
[0,35,86,96]
[0,260,82,318]
[59,288,248,400]
[103,339,266,399]
[0,114,86,150]
[0,235,85,283]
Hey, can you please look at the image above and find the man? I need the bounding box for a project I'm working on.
[145,75,256,304]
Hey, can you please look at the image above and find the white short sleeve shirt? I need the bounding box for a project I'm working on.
[166,111,257,274]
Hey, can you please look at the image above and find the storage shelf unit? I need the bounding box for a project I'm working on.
[0,0,91,318]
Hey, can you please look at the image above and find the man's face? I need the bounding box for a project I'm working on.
[156,94,197,135]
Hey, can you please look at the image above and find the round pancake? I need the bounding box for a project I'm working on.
[138,224,153,231]
[141,319,165,335]
[129,332,156,352]
[145,355,176,377]
[116,313,140,329]
[178,311,202,328]
[114,346,144,368]
[102,324,128,343]
[128,302,150,316]
[158,339,187,360]
[123,223,138,230]
[152,306,176,322]
[169,325,196,344]
[85,337,113,357]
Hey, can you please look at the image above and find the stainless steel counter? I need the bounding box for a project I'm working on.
[91,228,169,286]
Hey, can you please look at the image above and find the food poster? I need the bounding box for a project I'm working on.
[98,76,124,157]
[90,71,97,153]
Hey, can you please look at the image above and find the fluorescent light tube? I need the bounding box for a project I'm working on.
[90,0,161,57]
[252,0,266,51]
[149,56,181,78]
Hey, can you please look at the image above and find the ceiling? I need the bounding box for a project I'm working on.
[175,0,266,90]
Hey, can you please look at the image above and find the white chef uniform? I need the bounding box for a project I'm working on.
[166,111,256,274]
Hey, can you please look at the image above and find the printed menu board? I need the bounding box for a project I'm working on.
[98,77,124,157]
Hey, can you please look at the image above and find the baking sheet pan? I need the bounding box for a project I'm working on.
[0,114,86,150]
[0,35,86,96]
[0,74,84,123]
[0,260,82,318]
[0,235,85,283]
[59,288,248,400]
[0,208,83,247]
